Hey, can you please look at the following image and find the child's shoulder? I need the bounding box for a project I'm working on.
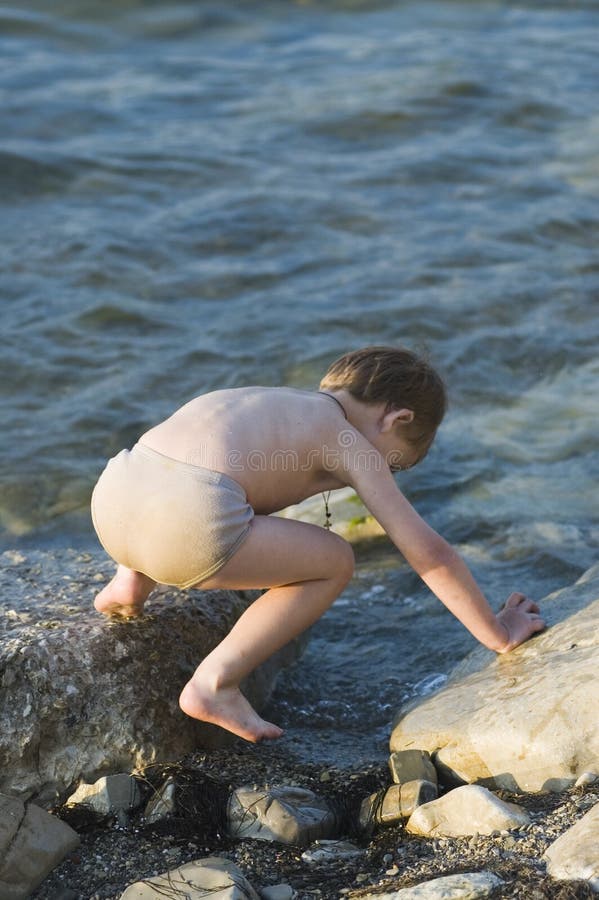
[204,385,349,444]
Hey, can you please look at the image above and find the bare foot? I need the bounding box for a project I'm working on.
[94,565,156,618]
[179,675,284,743]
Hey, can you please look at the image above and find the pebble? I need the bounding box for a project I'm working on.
[301,840,363,864]
[574,771,598,788]
[29,742,599,900]
[260,885,294,900]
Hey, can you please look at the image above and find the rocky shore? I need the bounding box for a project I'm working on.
[1,551,598,897]
[28,744,598,899]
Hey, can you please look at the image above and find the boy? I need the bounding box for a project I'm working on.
[91,346,545,743]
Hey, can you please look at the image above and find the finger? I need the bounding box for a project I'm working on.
[505,592,527,608]
[520,599,540,614]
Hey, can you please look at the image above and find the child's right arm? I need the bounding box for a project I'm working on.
[338,441,545,652]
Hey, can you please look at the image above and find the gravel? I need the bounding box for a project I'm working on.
[31,743,597,900]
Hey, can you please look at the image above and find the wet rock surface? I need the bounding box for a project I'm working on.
[0,548,304,804]
[29,745,599,899]
[391,566,599,793]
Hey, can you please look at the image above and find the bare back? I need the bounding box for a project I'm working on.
[139,387,349,514]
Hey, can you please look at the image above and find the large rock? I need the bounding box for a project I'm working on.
[543,801,599,889]
[391,565,599,792]
[0,793,80,899]
[0,549,304,805]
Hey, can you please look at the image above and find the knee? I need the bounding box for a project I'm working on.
[331,536,355,586]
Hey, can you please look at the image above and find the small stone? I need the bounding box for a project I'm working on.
[385,865,399,876]
[145,778,176,824]
[388,750,437,787]
[355,873,369,883]
[360,780,437,829]
[575,772,599,788]
[399,781,438,818]
[406,785,529,838]
[301,840,363,864]
[579,796,598,811]
[67,774,142,815]
[319,771,331,783]
[260,885,294,900]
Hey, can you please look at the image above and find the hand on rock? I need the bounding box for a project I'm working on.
[496,592,546,653]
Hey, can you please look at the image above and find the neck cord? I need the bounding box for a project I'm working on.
[318,390,348,420]
[318,391,347,528]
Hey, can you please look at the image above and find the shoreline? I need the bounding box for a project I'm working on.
[31,743,596,900]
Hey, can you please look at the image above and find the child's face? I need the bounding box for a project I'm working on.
[387,437,422,473]
[371,408,429,473]
[371,426,424,473]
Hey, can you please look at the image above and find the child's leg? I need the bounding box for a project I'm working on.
[94,565,156,618]
[179,515,354,742]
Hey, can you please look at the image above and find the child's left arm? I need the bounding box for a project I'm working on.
[340,442,545,652]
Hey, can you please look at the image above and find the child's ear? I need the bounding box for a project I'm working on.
[381,407,414,431]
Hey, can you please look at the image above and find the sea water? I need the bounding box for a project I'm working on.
[1,0,598,763]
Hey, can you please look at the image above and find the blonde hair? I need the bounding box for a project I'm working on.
[320,346,447,450]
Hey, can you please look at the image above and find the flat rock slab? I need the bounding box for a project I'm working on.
[119,857,259,899]
[406,785,529,837]
[0,792,80,900]
[366,871,503,899]
[0,549,304,804]
[391,565,599,792]
[544,800,599,889]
